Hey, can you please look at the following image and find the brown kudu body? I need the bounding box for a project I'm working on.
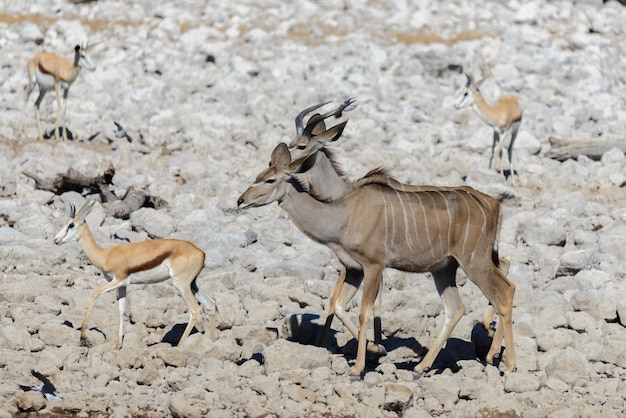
[239,143,516,377]
[285,101,509,365]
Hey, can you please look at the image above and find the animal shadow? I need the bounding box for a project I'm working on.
[159,323,201,346]
[44,127,73,140]
[285,313,495,374]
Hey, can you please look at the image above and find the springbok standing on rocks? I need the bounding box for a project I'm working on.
[455,73,522,186]
[238,142,516,378]
[287,100,510,362]
[18,43,96,142]
[54,199,216,349]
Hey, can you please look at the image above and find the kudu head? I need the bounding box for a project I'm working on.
[54,199,96,244]
[287,98,356,161]
[238,143,319,209]
[454,72,486,109]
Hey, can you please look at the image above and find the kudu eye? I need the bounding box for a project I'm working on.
[297,145,306,150]
[265,179,275,184]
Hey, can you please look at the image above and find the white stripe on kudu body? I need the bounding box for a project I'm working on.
[282,100,511,370]
[239,142,516,377]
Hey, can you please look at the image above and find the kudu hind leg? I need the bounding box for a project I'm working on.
[468,263,516,372]
[480,258,510,337]
[415,265,465,374]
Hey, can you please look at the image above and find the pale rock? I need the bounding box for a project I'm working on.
[503,372,541,393]
[129,208,176,238]
[543,348,590,386]
[262,340,332,373]
[383,383,413,413]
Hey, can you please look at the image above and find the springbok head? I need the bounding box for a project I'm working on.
[54,199,96,244]
[455,73,486,109]
[75,41,97,71]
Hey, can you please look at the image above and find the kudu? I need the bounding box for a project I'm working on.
[286,100,510,363]
[238,142,516,377]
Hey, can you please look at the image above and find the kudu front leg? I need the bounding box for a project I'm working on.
[350,266,384,378]
[318,267,385,356]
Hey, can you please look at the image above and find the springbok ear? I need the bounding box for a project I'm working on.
[473,78,487,91]
[462,72,473,88]
[75,199,96,222]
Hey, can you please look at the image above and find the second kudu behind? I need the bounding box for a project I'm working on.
[238,142,516,377]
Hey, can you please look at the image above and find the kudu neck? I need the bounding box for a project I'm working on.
[280,183,347,243]
[307,151,352,201]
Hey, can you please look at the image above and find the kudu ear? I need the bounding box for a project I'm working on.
[309,114,327,136]
[293,152,317,174]
[314,120,348,145]
[270,142,292,167]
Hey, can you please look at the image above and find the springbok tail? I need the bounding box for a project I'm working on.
[191,281,217,339]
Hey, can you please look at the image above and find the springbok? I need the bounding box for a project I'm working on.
[54,199,216,348]
[454,73,522,186]
[238,143,516,377]
[18,43,96,142]
[287,100,509,360]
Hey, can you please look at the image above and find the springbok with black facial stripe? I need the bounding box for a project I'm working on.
[239,142,516,377]
[285,100,510,365]
[54,199,216,349]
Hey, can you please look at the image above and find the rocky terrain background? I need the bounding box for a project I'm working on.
[0,0,625,416]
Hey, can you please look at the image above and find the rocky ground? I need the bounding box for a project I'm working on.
[0,0,625,416]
